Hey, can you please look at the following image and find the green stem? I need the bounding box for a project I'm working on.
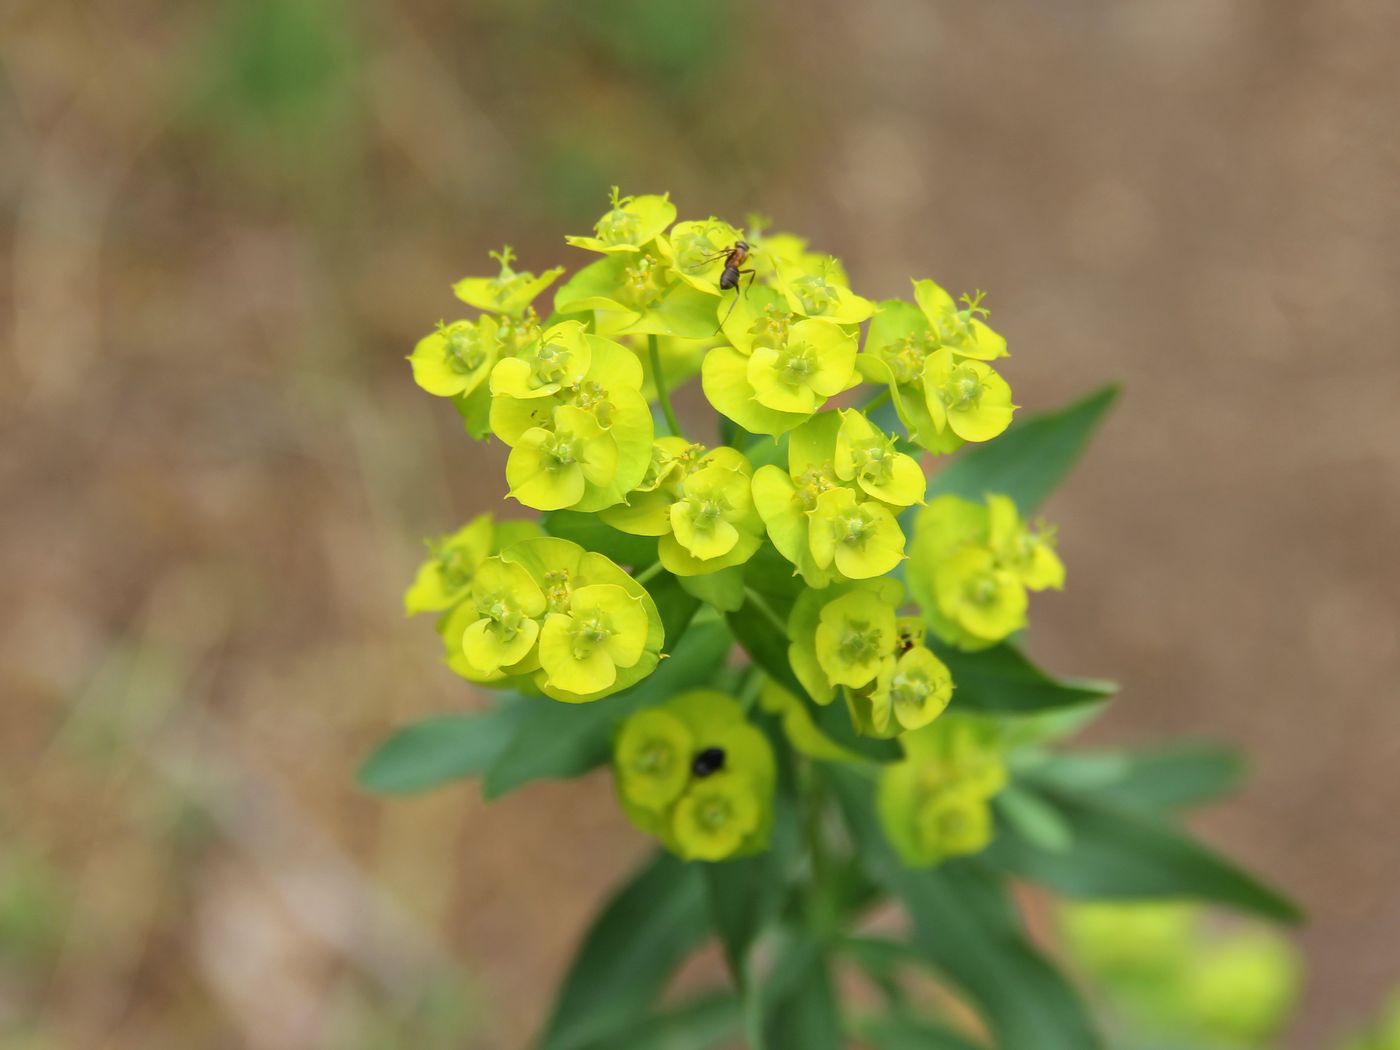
[632,560,663,586]
[648,333,685,439]
[742,587,787,638]
[862,387,892,414]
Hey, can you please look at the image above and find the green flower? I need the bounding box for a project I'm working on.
[854,304,958,454]
[460,557,546,675]
[613,690,776,860]
[869,644,953,733]
[787,577,904,708]
[404,514,539,615]
[490,320,592,401]
[987,494,1065,591]
[614,708,694,812]
[672,774,761,861]
[658,450,764,577]
[502,537,665,702]
[452,246,564,317]
[1179,933,1301,1044]
[877,716,1007,867]
[746,225,849,287]
[1058,901,1196,980]
[599,436,704,536]
[538,583,649,696]
[565,187,676,254]
[814,589,898,689]
[410,316,500,399]
[658,217,745,295]
[808,486,906,580]
[778,258,875,324]
[907,494,1051,650]
[703,318,859,436]
[832,409,926,507]
[714,282,793,356]
[505,404,618,511]
[931,546,1028,644]
[912,280,1007,361]
[554,245,720,339]
[914,790,993,858]
[750,461,839,587]
[493,332,656,512]
[747,319,858,414]
[922,348,1015,443]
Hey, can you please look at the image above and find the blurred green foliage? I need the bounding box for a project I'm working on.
[1060,901,1302,1050]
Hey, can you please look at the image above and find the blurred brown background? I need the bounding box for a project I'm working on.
[2,1,1397,1047]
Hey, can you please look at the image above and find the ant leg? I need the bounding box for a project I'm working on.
[715,269,759,336]
[683,247,737,274]
[716,292,741,335]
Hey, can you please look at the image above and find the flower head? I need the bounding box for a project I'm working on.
[565,187,677,255]
[409,316,500,399]
[808,487,905,580]
[922,348,1016,443]
[538,583,649,695]
[613,690,776,861]
[505,404,618,511]
[460,557,546,675]
[452,246,565,317]
[877,716,1006,867]
[404,514,539,615]
[449,537,665,701]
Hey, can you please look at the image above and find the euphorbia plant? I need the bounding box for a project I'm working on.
[364,190,1299,1049]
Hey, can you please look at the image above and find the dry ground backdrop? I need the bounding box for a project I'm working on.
[2,1,1398,1047]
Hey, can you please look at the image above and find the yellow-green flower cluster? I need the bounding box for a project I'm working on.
[600,438,764,577]
[406,190,1048,743]
[788,579,954,738]
[409,247,561,434]
[876,716,1008,866]
[490,320,657,512]
[754,409,924,586]
[403,513,542,616]
[857,283,1015,452]
[438,536,663,702]
[907,493,1065,651]
[613,690,776,861]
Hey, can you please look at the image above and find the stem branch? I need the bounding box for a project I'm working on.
[648,333,685,439]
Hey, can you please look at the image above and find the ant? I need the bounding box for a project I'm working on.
[689,241,756,333]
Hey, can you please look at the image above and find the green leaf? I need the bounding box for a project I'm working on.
[483,618,732,799]
[646,569,703,650]
[1030,745,1244,813]
[811,698,902,762]
[679,565,747,612]
[599,995,741,1050]
[994,785,1074,853]
[537,851,711,1050]
[934,641,1116,715]
[858,1014,986,1050]
[827,767,1103,1050]
[543,509,660,568]
[926,384,1119,514]
[357,703,524,795]
[761,930,843,1050]
[986,788,1301,922]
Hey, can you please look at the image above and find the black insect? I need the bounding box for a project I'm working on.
[688,241,757,333]
[691,746,726,778]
